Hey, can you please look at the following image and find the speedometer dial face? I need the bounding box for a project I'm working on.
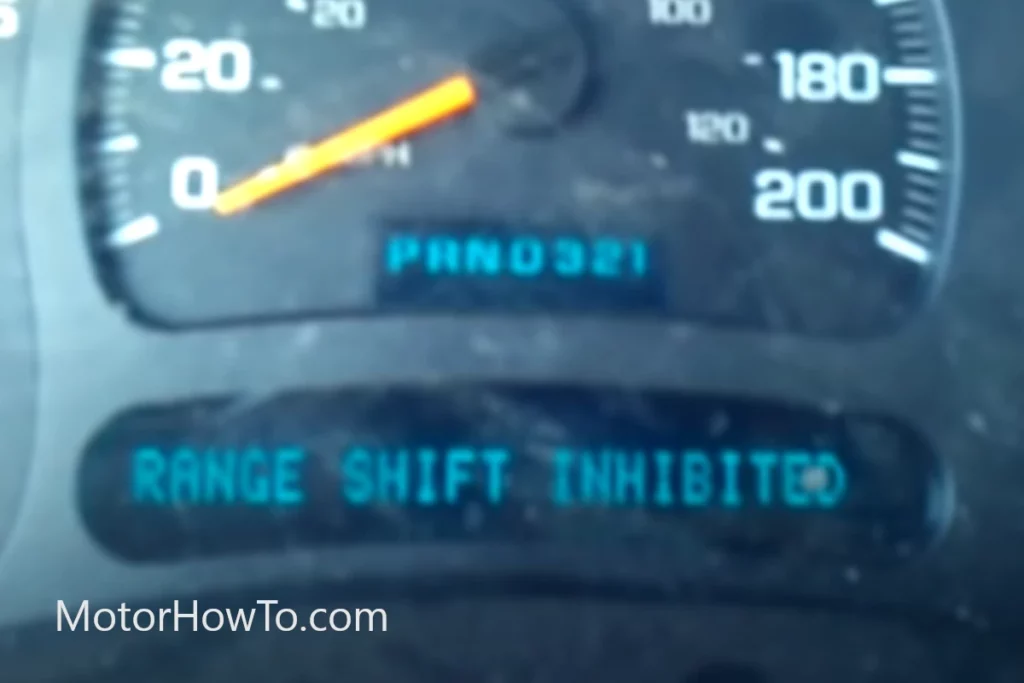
[78,0,962,336]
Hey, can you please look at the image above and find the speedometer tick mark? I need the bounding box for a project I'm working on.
[897,38,929,52]
[883,67,938,86]
[903,206,934,226]
[907,172,939,189]
[260,75,284,92]
[762,137,786,155]
[892,19,924,34]
[908,137,939,153]
[108,215,160,249]
[901,226,931,243]
[906,87,937,101]
[908,120,938,135]
[119,2,146,15]
[115,17,142,32]
[905,189,936,209]
[99,134,141,154]
[103,47,158,70]
[741,53,763,67]
[897,150,942,173]
[876,229,931,266]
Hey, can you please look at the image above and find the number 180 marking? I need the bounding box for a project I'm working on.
[775,51,882,104]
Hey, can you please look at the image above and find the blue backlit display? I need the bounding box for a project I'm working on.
[376,229,664,312]
[80,386,944,563]
[385,234,650,281]
[131,447,308,507]
[130,446,846,510]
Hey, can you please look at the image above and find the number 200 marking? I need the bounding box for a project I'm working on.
[754,170,885,223]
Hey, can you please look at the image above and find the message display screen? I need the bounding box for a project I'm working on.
[79,386,948,563]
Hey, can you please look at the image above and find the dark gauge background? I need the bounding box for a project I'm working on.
[77,0,961,336]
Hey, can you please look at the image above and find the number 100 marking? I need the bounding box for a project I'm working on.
[649,0,714,26]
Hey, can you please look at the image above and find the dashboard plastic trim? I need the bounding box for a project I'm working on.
[2,0,1022,636]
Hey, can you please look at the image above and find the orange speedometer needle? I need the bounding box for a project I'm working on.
[213,74,478,217]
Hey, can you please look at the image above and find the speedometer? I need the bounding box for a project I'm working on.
[77,0,962,336]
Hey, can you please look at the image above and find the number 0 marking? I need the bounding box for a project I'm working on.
[171,157,220,210]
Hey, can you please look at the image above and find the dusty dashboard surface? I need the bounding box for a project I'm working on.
[0,0,1022,680]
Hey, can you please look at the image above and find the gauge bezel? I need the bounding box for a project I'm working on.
[11,0,1024,638]
[0,1,37,570]
[74,0,966,336]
